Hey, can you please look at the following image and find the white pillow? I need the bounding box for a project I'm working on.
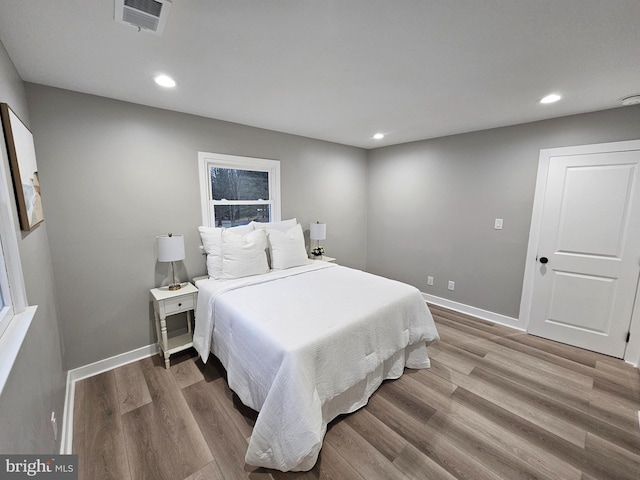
[221,228,269,279]
[198,224,254,278]
[267,224,309,270]
[251,218,297,232]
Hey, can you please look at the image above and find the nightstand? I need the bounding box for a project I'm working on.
[310,255,336,263]
[150,283,198,369]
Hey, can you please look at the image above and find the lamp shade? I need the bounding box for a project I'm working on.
[309,222,326,241]
[157,234,185,262]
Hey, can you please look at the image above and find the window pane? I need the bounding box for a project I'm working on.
[210,168,269,201]
[213,205,271,227]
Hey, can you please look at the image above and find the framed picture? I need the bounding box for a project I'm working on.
[0,103,44,231]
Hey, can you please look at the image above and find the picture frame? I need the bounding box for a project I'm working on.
[0,103,44,231]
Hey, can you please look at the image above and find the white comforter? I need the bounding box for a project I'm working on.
[193,262,439,471]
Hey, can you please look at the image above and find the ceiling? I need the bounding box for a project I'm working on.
[0,1,638,149]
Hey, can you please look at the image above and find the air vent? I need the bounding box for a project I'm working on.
[115,0,172,36]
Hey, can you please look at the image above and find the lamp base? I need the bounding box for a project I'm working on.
[168,283,182,291]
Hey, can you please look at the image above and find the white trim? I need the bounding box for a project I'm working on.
[0,305,37,397]
[67,342,160,383]
[518,145,553,330]
[57,285,639,455]
[59,372,75,454]
[59,343,159,454]
[519,139,640,366]
[0,140,29,332]
[425,293,638,370]
[0,130,33,397]
[423,293,524,331]
[0,234,13,332]
[197,152,281,227]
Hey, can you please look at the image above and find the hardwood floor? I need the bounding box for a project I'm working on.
[73,305,640,479]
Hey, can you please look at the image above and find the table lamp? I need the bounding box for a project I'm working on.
[157,233,185,290]
[309,221,326,257]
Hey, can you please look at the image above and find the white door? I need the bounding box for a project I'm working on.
[527,145,640,358]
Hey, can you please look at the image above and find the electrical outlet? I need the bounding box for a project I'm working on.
[448,280,455,291]
[51,411,57,441]
[427,276,434,286]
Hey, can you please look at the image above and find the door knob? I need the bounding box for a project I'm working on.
[539,256,549,264]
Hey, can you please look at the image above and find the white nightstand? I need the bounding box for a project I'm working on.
[310,255,336,263]
[150,283,198,369]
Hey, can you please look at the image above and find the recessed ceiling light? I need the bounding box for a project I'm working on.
[621,95,640,106]
[154,74,176,88]
[373,133,385,140]
[540,93,562,104]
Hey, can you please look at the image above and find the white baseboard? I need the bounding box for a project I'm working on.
[59,343,159,454]
[57,300,638,454]
[423,293,640,369]
[422,293,525,331]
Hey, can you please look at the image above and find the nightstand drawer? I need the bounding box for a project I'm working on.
[164,295,195,314]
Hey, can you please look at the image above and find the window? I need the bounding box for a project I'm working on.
[198,152,281,227]
[0,153,28,339]
[1,143,33,395]
[1,174,28,329]
[0,242,11,336]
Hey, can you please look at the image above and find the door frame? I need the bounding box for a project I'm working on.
[519,139,640,366]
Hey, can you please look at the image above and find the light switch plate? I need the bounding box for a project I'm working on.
[494,218,503,230]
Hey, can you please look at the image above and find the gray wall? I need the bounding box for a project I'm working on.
[367,106,640,318]
[0,42,66,453]
[24,83,368,370]
[16,70,640,374]
[4,36,639,453]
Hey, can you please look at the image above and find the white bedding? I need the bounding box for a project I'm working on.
[193,261,439,471]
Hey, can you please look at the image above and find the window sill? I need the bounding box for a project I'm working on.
[0,305,37,397]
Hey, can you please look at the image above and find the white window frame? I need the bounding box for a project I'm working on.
[198,152,281,227]
[0,150,27,336]
[0,241,13,331]
[0,142,34,396]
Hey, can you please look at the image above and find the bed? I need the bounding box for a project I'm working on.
[192,220,439,472]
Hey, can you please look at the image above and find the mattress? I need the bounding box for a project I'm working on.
[193,261,439,471]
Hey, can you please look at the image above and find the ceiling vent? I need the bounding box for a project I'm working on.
[115,0,172,36]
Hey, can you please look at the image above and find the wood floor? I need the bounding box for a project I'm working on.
[73,305,640,479]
